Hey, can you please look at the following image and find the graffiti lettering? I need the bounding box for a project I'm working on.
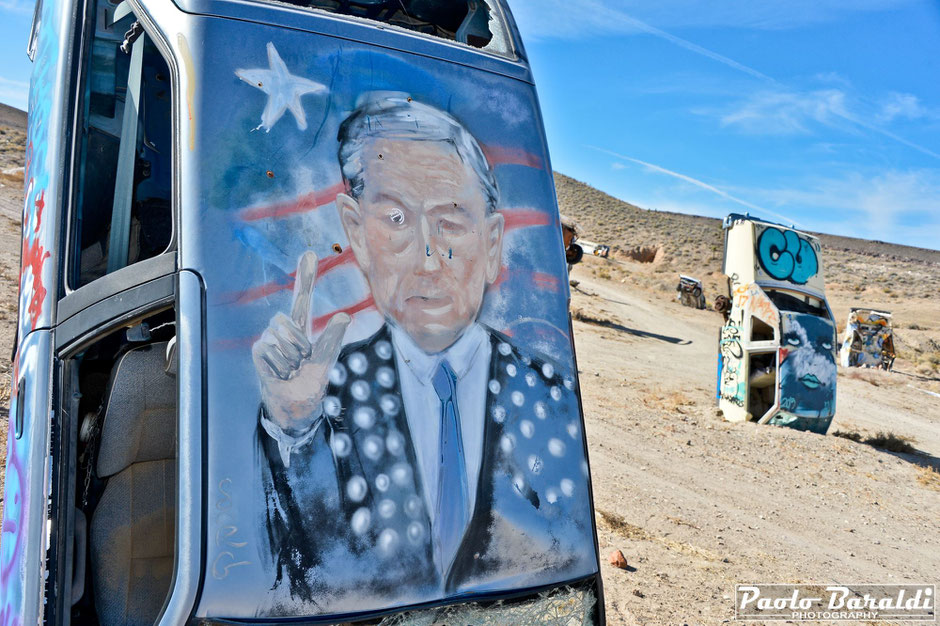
[756,227,818,285]
[211,478,250,580]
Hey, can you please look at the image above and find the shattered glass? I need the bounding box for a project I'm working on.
[350,586,596,626]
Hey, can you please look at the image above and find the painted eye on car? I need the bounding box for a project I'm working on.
[821,341,833,350]
[786,337,801,346]
[387,208,405,225]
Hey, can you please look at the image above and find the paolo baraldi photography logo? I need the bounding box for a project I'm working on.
[734,584,936,621]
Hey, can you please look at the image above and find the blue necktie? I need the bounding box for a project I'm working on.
[431,360,469,576]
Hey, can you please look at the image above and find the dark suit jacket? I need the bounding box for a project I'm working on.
[259,324,596,610]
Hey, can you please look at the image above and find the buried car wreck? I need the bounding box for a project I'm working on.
[0,0,604,623]
[716,214,837,435]
[840,308,896,370]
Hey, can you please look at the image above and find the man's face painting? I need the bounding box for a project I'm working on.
[780,313,836,415]
[340,138,504,354]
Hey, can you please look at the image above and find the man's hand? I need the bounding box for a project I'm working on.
[252,251,351,433]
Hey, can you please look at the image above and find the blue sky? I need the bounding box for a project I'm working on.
[1,0,938,249]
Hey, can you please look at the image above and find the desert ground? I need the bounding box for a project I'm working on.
[0,108,938,624]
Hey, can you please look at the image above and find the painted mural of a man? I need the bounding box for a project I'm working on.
[252,96,594,608]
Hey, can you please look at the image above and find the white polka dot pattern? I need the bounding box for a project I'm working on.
[330,432,352,457]
[511,391,524,407]
[376,366,395,389]
[548,438,566,457]
[375,473,390,492]
[329,363,348,385]
[385,430,405,456]
[377,528,399,556]
[379,394,400,416]
[491,405,506,423]
[374,340,393,360]
[378,499,396,519]
[542,363,555,379]
[525,372,537,387]
[506,363,517,377]
[498,342,512,356]
[560,478,574,497]
[520,420,534,438]
[323,396,342,417]
[354,406,376,429]
[488,379,501,394]
[407,521,424,544]
[534,401,547,420]
[404,495,423,518]
[351,507,371,535]
[346,475,367,502]
[351,380,370,401]
[347,352,368,375]
[390,462,412,487]
[363,435,383,460]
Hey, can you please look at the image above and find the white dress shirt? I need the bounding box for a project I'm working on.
[389,322,490,526]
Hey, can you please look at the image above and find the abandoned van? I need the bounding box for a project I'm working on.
[716,214,837,435]
[1,0,604,623]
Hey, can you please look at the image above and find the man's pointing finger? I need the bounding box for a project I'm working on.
[291,251,319,331]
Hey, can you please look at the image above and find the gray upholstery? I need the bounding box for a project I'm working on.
[90,342,177,626]
[97,342,176,478]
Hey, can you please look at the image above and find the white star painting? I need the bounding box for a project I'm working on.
[235,42,327,132]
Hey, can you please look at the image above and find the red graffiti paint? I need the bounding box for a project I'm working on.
[779,347,790,362]
[20,188,51,331]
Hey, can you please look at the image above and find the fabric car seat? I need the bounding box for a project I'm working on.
[90,342,177,626]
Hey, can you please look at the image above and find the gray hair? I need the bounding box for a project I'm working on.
[337,94,499,213]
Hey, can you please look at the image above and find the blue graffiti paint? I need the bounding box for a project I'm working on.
[756,227,818,285]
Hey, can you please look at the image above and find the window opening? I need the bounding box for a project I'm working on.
[747,352,776,420]
[71,2,173,288]
[750,316,775,342]
[250,0,510,53]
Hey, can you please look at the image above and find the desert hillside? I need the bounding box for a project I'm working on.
[554,172,940,378]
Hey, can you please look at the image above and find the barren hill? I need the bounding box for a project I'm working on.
[554,171,940,378]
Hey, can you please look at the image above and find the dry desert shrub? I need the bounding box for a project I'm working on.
[917,466,940,491]
[833,429,918,454]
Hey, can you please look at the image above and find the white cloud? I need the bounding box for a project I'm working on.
[0,76,29,112]
[0,0,33,13]
[747,168,940,247]
[719,89,850,135]
[714,87,940,159]
[876,92,927,123]
[592,145,802,226]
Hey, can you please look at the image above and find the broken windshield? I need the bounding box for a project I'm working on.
[252,0,513,57]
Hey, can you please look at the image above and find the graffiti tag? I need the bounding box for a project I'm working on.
[756,227,818,285]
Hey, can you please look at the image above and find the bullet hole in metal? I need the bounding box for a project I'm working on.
[332,243,343,254]
[257,82,263,87]
[266,170,274,178]
[378,154,383,160]
[407,97,413,102]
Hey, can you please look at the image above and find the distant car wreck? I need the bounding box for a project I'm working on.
[716,214,837,435]
[840,308,895,371]
[677,275,706,309]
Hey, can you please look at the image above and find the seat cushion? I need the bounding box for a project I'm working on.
[97,343,176,479]
[91,460,176,626]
